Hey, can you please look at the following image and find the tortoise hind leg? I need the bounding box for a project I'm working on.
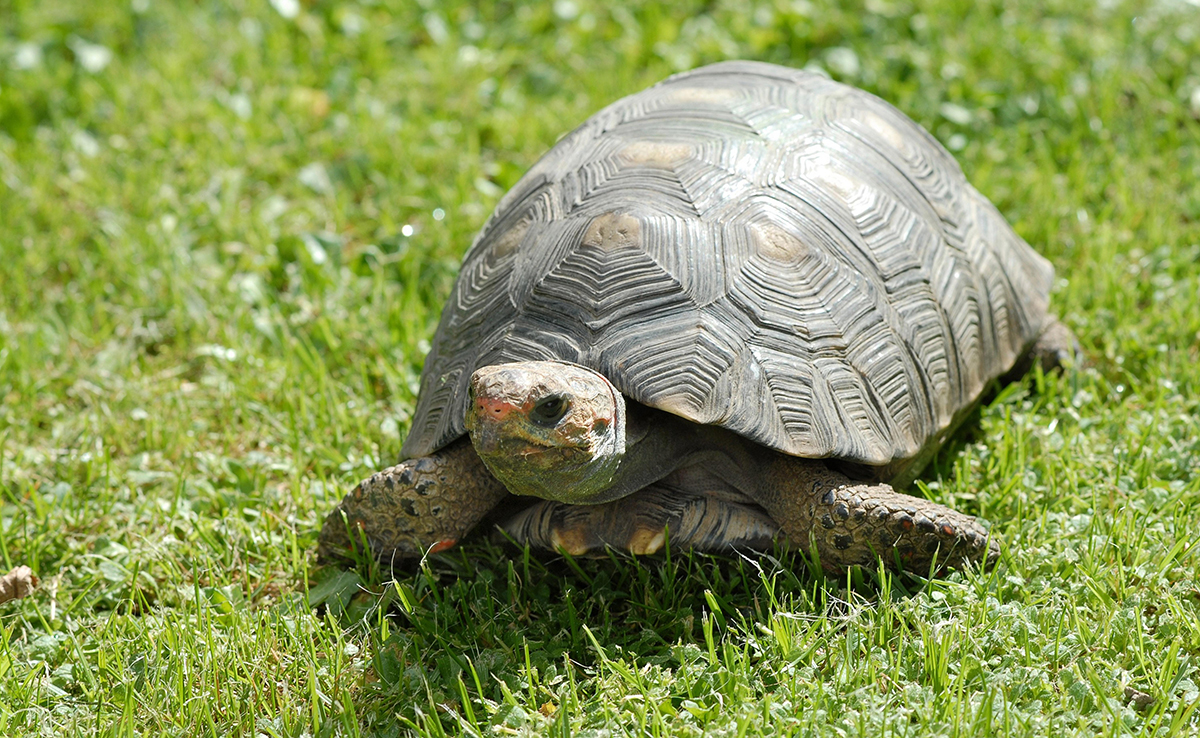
[318,437,509,563]
[497,485,780,557]
[753,457,999,575]
[1031,314,1082,372]
[1003,314,1082,381]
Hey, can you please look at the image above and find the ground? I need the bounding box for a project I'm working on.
[1,0,1199,735]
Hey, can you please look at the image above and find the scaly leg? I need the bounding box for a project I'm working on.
[755,457,999,575]
[318,438,509,562]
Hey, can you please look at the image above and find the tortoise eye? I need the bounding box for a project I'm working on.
[531,395,568,426]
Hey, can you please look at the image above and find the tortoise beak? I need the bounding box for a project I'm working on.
[466,367,522,444]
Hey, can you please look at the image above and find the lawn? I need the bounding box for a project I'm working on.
[2,0,1199,735]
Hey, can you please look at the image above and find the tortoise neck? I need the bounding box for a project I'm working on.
[605,403,765,501]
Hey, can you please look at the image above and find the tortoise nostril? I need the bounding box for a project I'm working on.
[477,398,514,421]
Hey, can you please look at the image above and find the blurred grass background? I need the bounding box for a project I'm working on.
[1,0,1199,735]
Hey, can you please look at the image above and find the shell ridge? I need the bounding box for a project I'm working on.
[758,179,939,441]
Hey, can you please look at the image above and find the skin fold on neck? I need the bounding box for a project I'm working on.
[599,402,766,505]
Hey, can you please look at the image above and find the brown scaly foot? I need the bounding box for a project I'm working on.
[755,456,999,575]
[317,438,509,563]
[496,481,780,557]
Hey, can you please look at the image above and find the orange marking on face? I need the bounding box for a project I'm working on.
[476,397,518,422]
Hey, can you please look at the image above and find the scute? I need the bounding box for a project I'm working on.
[401,61,1053,469]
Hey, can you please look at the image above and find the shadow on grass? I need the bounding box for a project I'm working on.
[307,535,980,731]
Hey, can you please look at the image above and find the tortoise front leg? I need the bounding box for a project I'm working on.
[318,438,509,563]
[496,484,780,557]
[755,457,999,575]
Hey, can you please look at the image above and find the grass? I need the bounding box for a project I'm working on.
[1,0,1199,734]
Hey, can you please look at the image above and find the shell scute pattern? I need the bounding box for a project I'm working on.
[402,61,1053,469]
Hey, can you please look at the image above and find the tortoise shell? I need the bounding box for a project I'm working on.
[401,61,1053,473]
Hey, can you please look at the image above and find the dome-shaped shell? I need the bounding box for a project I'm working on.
[401,61,1053,468]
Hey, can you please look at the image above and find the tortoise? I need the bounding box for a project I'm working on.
[319,61,1076,575]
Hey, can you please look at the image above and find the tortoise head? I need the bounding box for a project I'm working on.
[465,361,627,504]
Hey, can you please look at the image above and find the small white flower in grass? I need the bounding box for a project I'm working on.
[301,233,327,264]
[298,162,332,195]
[12,42,42,70]
[401,224,415,237]
[339,11,365,37]
[259,195,288,224]
[474,176,502,198]
[423,12,449,44]
[68,37,112,73]
[824,47,859,78]
[939,102,972,126]
[231,272,266,303]
[269,0,300,20]
[196,344,238,361]
[228,92,252,120]
[553,0,579,20]
[432,207,445,221]
[940,62,964,80]
[239,17,263,42]
[72,130,101,157]
[458,44,480,66]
